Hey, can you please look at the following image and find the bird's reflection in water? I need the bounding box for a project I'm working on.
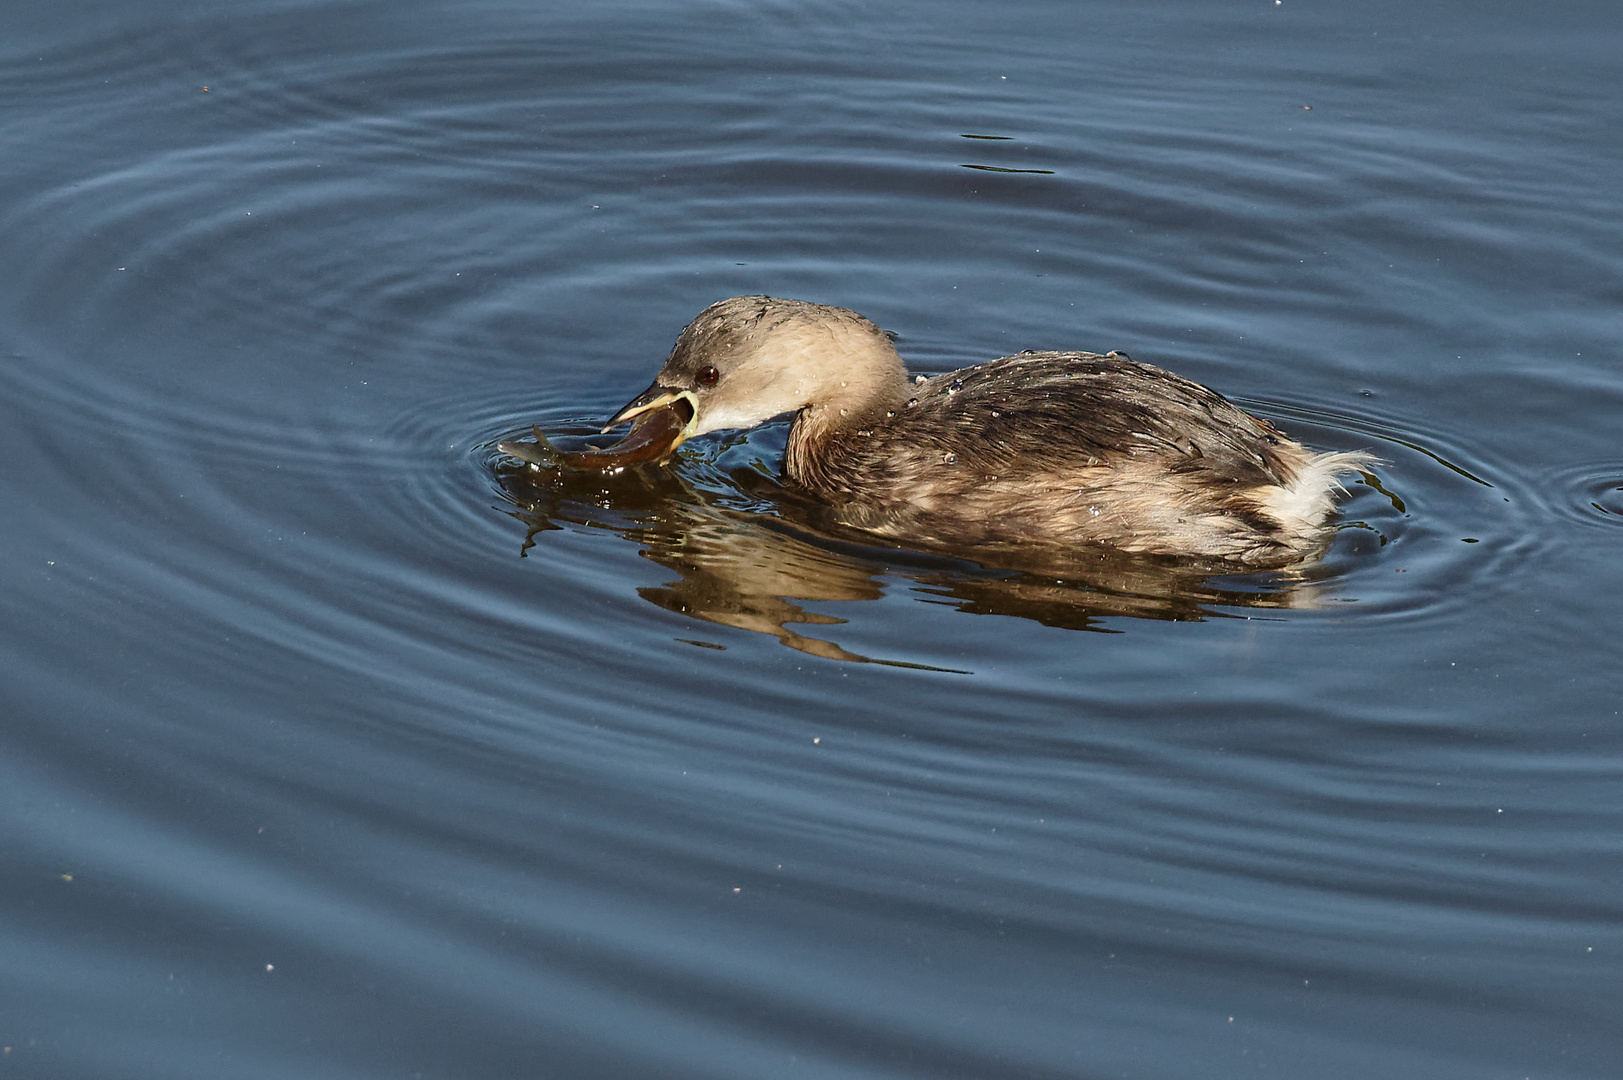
[493,436,1336,667]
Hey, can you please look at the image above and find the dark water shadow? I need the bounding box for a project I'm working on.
[489,429,1345,666]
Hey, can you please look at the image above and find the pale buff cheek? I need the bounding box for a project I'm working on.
[697,330,905,436]
[692,367,809,433]
[695,399,782,435]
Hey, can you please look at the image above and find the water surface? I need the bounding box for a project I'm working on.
[2,1,1620,1077]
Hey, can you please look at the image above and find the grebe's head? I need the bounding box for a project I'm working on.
[606,296,906,456]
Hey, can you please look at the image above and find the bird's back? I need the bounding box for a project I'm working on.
[793,352,1342,564]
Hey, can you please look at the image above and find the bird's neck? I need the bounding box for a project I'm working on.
[785,375,909,492]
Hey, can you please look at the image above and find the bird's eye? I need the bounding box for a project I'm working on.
[695,365,720,388]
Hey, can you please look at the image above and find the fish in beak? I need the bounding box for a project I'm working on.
[584,385,694,464]
[548,384,698,472]
[577,384,700,466]
[500,387,701,474]
[604,384,699,435]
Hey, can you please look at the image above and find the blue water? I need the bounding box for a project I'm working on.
[2,2,1620,1077]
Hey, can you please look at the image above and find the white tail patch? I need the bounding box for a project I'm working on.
[1256,450,1378,543]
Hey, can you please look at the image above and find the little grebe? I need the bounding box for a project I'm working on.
[594,296,1370,565]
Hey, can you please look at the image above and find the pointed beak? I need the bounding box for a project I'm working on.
[605,384,699,433]
[597,384,701,464]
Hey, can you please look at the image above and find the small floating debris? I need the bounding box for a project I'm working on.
[960,164,1055,175]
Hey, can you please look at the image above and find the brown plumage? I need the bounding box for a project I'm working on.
[602,296,1371,566]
